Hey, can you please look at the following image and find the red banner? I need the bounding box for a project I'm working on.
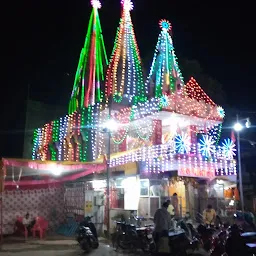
[178,168,215,179]
[152,120,162,145]
[119,139,127,152]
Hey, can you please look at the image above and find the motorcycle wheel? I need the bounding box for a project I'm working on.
[142,240,156,253]
[80,239,90,253]
[116,234,130,250]
[91,240,99,249]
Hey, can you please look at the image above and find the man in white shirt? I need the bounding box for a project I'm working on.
[22,213,35,232]
[22,213,31,226]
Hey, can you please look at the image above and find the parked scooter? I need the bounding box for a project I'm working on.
[76,216,99,253]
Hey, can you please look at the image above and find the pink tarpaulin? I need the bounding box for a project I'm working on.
[2,158,105,172]
[2,158,106,186]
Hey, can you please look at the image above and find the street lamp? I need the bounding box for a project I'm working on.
[233,115,251,216]
[102,118,118,237]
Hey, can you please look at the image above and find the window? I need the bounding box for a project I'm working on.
[140,179,149,196]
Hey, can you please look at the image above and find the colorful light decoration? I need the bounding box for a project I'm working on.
[199,135,215,157]
[121,0,134,11]
[160,94,169,108]
[68,1,108,114]
[105,0,146,105]
[217,106,225,118]
[145,19,184,97]
[109,141,236,171]
[91,0,101,9]
[31,3,236,178]
[159,19,172,32]
[221,138,236,159]
[184,77,216,106]
[207,124,222,144]
[175,133,191,154]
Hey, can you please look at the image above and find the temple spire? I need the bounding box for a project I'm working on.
[105,0,147,105]
[145,19,184,98]
[68,0,108,114]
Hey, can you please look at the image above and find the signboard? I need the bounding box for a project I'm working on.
[215,169,236,176]
[178,168,215,179]
[84,200,93,214]
[152,120,162,145]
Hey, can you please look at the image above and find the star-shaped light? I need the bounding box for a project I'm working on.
[159,19,172,32]
[217,106,225,118]
[199,135,215,157]
[91,0,101,9]
[175,132,191,154]
[222,138,236,160]
[121,0,134,11]
[160,95,169,108]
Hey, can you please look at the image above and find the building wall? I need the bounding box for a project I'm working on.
[23,100,65,159]
[3,187,65,235]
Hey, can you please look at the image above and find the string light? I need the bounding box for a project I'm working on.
[105,0,146,105]
[198,135,215,158]
[145,19,184,97]
[31,6,236,178]
[91,0,101,9]
[68,1,108,114]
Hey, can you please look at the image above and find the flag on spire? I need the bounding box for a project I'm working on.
[105,0,147,105]
[231,131,236,143]
[145,19,184,98]
[68,0,108,114]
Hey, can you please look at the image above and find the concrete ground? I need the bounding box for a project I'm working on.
[0,236,146,256]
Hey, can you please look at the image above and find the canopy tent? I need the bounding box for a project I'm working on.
[1,158,106,190]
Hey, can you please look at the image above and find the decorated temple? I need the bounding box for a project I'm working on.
[27,0,237,218]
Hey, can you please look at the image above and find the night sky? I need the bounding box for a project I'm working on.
[2,0,256,158]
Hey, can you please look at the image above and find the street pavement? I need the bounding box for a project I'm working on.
[0,242,146,256]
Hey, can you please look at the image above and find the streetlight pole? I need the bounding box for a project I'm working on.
[106,129,111,237]
[106,97,112,237]
[236,114,244,215]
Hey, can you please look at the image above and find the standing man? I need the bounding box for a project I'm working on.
[172,193,179,216]
[203,204,216,227]
[153,202,172,250]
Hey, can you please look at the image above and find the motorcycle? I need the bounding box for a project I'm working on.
[210,230,227,256]
[76,216,99,253]
[113,218,156,253]
[175,220,208,256]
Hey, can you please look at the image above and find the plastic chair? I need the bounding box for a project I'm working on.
[14,216,28,239]
[31,216,49,239]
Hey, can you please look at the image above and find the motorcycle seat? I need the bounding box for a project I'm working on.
[144,224,154,228]
[79,226,91,231]
[136,227,147,231]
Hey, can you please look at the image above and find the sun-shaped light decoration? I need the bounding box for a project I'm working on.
[222,138,236,160]
[199,135,215,157]
[121,0,134,11]
[159,19,172,32]
[160,95,169,108]
[91,0,101,9]
[217,106,225,119]
[175,132,191,154]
